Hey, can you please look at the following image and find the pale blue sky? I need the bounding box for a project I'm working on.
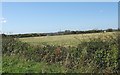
[1,0,120,2]
[2,2,118,34]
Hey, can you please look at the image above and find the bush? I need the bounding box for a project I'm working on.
[2,33,119,73]
[77,34,118,73]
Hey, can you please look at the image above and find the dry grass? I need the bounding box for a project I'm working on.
[19,32,117,46]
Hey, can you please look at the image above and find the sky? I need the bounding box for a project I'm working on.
[2,2,118,34]
[1,0,120,2]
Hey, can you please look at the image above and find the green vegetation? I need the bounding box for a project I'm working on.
[2,32,119,73]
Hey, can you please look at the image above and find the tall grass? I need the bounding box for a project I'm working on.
[2,33,119,73]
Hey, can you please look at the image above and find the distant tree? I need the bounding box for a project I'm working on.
[106,28,113,32]
[64,30,71,35]
[71,31,76,34]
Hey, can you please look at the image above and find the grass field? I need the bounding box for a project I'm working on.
[19,32,117,46]
[2,32,119,73]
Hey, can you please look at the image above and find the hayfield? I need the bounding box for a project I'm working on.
[19,32,117,46]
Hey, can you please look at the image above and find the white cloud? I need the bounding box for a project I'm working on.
[2,20,7,23]
[0,17,7,23]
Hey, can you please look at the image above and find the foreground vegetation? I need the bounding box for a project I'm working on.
[2,32,120,73]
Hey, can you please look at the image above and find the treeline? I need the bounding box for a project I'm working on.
[2,28,119,38]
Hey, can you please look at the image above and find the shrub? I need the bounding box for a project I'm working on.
[2,33,119,73]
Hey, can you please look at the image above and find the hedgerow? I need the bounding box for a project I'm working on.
[2,33,119,73]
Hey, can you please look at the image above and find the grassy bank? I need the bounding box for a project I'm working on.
[2,32,119,73]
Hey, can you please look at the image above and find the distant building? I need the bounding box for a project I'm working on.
[103,31,106,33]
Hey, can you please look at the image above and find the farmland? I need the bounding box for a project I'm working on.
[2,32,120,73]
[19,32,116,46]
